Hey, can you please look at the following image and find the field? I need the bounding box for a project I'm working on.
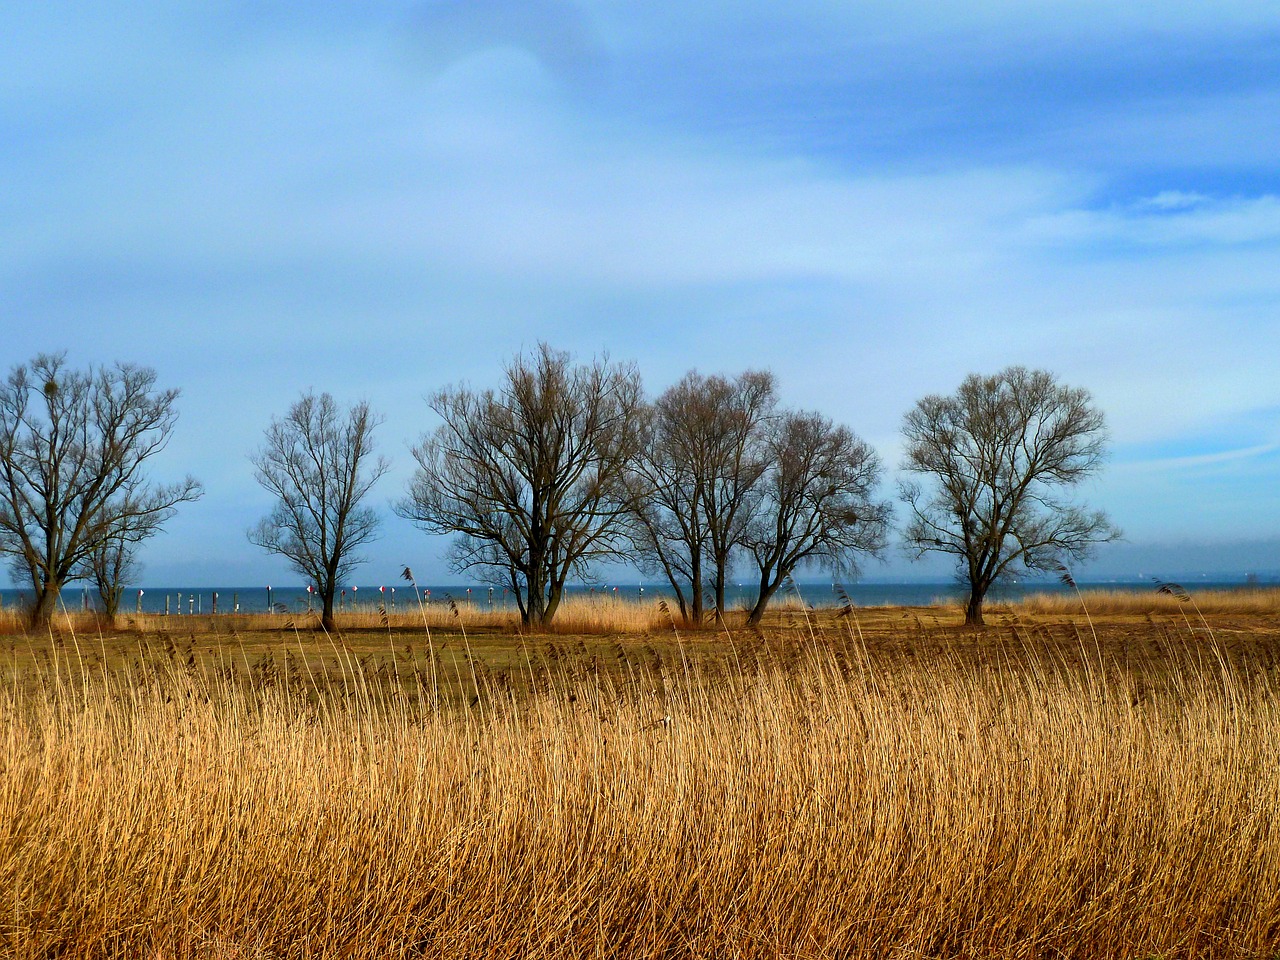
[2,590,1280,958]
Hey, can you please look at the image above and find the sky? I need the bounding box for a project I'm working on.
[3,1,1279,587]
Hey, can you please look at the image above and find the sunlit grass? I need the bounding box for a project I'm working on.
[2,607,1278,958]
[1010,585,1280,617]
[100,591,674,637]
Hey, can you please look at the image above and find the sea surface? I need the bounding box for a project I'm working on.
[0,579,1264,616]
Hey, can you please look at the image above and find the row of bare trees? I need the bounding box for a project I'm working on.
[622,368,890,626]
[0,346,1116,629]
[396,345,1114,628]
[398,347,892,629]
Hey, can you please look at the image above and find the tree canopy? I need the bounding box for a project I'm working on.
[398,344,644,627]
[744,410,890,626]
[899,366,1119,626]
[627,369,776,624]
[249,392,389,632]
[0,353,201,625]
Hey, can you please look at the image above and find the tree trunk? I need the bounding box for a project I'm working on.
[671,584,689,623]
[964,587,986,626]
[524,580,547,628]
[321,593,336,633]
[745,576,781,628]
[30,583,59,628]
[526,548,547,627]
[689,553,703,625]
[544,580,564,624]
[653,548,694,624]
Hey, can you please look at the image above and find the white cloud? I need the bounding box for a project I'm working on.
[4,2,1280,583]
[1139,191,1211,212]
[1116,443,1280,474]
[1031,193,1280,249]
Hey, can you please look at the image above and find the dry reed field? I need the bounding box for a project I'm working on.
[2,597,1280,958]
[1010,586,1280,618]
[0,593,675,641]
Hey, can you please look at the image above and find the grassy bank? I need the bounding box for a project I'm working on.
[2,609,1279,958]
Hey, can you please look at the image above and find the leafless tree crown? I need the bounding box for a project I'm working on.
[398,344,643,627]
[627,369,776,623]
[249,392,389,631]
[743,410,891,625]
[0,352,202,625]
[899,365,1119,625]
[85,529,142,617]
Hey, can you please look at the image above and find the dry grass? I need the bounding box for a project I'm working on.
[0,608,109,636]
[2,609,1279,958]
[55,592,676,638]
[1011,585,1280,617]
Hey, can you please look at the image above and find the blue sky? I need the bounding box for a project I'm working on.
[3,1,1279,586]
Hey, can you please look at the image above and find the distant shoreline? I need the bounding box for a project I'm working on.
[1,579,1276,619]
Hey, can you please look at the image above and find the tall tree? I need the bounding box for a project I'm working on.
[625,399,706,624]
[627,370,775,624]
[0,352,201,626]
[698,370,776,619]
[899,366,1119,626]
[249,392,389,632]
[398,344,643,628]
[743,410,890,626]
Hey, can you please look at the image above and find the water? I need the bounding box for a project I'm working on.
[0,579,1261,617]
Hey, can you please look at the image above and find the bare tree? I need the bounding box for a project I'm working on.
[75,484,179,617]
[84,523,141,617]
[398,344,643,628]
[249,392,389,632]
[625,400,705,623]
[699,370,776,619]
[626,370,775,624]
[743,410,890,626]
[899,366,1119,626]
[0,353,201,626]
